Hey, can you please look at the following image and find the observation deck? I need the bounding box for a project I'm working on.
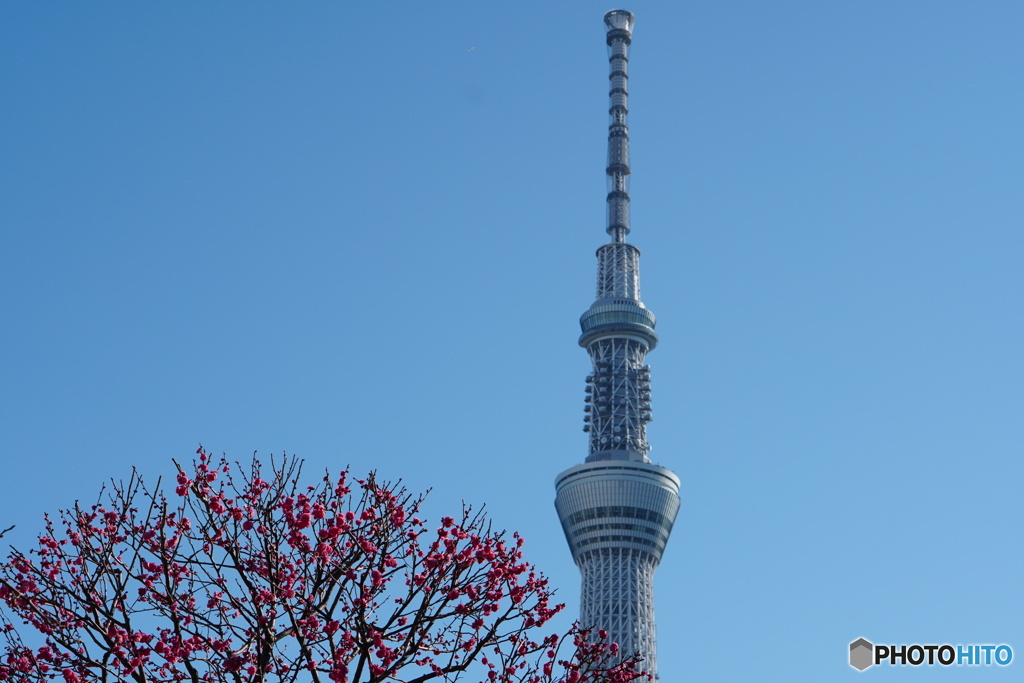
[555,460,680,564]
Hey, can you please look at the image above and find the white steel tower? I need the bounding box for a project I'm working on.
[554,10,680,679]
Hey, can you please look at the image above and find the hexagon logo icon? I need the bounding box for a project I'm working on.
[850,638,874,671]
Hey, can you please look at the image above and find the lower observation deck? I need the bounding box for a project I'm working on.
[554,460,680,564]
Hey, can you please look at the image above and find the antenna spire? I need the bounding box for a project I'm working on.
[605,9,634,243]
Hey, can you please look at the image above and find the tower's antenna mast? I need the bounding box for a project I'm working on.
[605,9,633,244]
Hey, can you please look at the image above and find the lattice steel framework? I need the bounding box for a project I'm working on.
[554,11,681,680]
[579,549,658,673]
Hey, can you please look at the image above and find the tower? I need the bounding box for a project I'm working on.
[554,10,680,678]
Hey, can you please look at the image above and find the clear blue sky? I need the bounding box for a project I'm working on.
[1,2,1021,680]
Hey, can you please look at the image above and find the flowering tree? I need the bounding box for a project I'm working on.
[0,450,642,683]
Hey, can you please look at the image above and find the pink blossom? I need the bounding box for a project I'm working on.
[0,452,640,683]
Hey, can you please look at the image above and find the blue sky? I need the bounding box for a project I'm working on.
[1,1,1021,680]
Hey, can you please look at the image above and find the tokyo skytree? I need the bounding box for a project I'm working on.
[554,10,681,679]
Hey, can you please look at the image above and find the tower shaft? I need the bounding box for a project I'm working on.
[555,11,681,679]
